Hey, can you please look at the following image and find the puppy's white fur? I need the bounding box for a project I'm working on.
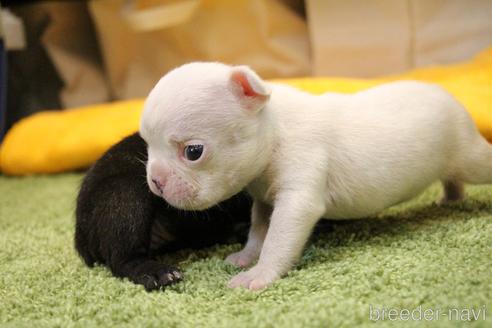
[140,62,492,290]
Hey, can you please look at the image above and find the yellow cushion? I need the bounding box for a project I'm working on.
[1,47,492,175]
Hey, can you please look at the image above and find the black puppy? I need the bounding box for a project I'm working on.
[75,132,251,291]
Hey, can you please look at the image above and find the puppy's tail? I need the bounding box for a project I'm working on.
[458,136,492,184]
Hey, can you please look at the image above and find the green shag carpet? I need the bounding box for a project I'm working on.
[0,173,491,327]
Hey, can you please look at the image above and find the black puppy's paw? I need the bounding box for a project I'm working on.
[133,266,183,291]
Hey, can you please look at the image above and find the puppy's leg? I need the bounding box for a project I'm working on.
[226,200,271,268]
[439,180,464,204]
[96,182,183,291]
[228,192,324,290]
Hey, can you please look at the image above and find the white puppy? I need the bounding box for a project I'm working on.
[140,62,492,290]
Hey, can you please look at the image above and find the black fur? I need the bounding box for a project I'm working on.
[75,132,251,291]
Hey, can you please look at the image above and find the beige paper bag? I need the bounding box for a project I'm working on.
[89,0,311,99]
[306,0,492,77]
[41,2,110,107]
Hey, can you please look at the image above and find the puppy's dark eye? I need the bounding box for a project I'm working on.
[184,144,204,161]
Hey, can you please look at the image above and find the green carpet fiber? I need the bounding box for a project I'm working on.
[0,173,491,327]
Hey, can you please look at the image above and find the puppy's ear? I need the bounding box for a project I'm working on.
[230,66,271,112]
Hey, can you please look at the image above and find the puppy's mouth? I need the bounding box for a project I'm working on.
[162,193,215,211]
[148,180,213,211]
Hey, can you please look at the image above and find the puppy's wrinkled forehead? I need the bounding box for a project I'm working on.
[142,62,235,139]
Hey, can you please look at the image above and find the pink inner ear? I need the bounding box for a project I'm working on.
[231,71,259,97]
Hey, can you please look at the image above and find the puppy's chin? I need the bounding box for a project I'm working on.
[162,195,216,211]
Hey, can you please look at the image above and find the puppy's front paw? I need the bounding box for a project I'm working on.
[132,265,183,291]
[225,249,258,268]
[228,265,279,290]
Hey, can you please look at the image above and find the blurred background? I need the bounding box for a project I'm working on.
[1,0,492,141]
